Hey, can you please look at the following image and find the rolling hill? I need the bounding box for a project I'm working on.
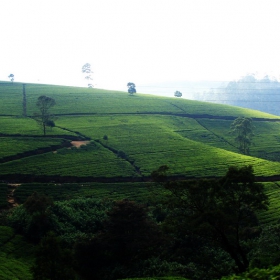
[1,81,280,279]
[1,81,280,182]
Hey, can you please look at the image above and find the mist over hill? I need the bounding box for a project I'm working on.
[139,75,280,116]
[137,80,227,99]
[192,75,280,116]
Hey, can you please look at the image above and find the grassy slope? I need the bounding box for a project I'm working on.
[1,82,279,117]
[0,137,65,158]
[1,82,280,179]
[1,82,280,226]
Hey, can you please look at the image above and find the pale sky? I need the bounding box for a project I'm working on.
[1,0,280,92]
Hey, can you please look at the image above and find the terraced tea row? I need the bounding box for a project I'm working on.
[5,180,280,225]
[0,142,139,179]
[0,116,76,136]
[1,114,280,180]
[12,182,157,204]
[56,115,280,177]
[197,119,280,161]
[1,82,280,181]
[0,137,66,159]
[257,182,280,225]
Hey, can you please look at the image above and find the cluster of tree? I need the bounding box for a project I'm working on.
[193,74,280,116]
[2,165,279,279]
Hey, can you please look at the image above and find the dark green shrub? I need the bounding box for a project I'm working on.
[117,150,127,159]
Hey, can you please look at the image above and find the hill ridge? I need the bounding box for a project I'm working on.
[1,82,280,182]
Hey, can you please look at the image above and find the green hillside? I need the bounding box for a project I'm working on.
[1,81,280,181]
[1,82,280,279]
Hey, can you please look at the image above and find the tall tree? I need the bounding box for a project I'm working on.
[153,165,269,273]
[82,63,93,86]
[34,95,56,136]
[230,117,254,155]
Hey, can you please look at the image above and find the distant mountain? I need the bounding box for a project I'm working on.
[192,75,280,116]
[138,76,280,116]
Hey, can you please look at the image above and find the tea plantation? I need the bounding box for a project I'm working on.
[1,82,280,209]
[1,81,280,279]
[1,82,280,181]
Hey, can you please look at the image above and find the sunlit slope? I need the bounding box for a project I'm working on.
[0,138,64,159]
[55,115,280,177]
[1,82,280,180]
[0,82,279,118]
[1,114,280,178]
[1,125,280,178]
[0,143,139,178]
[188,119,280,161]
[0,116,76,136]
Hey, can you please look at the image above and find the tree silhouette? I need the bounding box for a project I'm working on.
[230,117,254,155]
[127,82,136,95]
[174,91,182,97]
[32,232,75,279]
[82,63,93,86]
[8,73,14,82]
[153,165,268,273]
[74,200,162,279]
[34,95,56,136]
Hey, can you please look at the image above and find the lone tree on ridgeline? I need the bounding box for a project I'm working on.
[34,95,56,136]
[174,90,182,97]
[127,82,136,95]
[230,116,254,155]
[82,63,93,87]
[8,73,14,82]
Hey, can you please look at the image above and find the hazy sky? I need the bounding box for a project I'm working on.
[1,0,280,91]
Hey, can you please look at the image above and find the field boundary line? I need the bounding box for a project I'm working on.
[194,118,238,150]
[51,112,280,122]
[95,139,143,177]
[1,173,280,184]
[0,140,72,164]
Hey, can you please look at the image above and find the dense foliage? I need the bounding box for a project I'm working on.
[1,166,279,279]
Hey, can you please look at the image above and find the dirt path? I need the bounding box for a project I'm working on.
[70,141,90,148]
